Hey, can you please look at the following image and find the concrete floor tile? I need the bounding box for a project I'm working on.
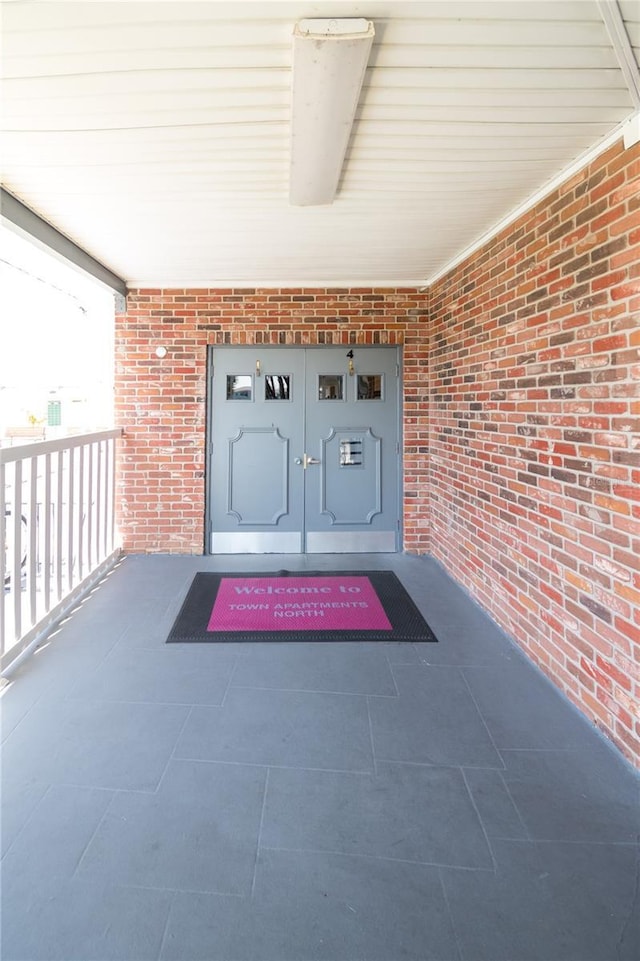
[2,696,189,790]
[462,660,598,751]
[161,849,459,961]
[67,645,238,705]
[261,762,493,869]
[0,771,49,857]
[442,839,640,961]
[2,783,113,877]
[462,767,528,840]
[1,877,172,961]
[369,664,502,767]
[77,761,266,895]
[175,688,374,772]
[501,748,640,842]
[231,644,397,695]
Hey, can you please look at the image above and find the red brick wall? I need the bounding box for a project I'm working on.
[115,137,639,766]
[114,290,430,553]
[429,137,640,765]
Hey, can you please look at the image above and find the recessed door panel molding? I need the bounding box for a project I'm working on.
[207,346,400,553]
[319,427,382,525]
[227,427,289,525]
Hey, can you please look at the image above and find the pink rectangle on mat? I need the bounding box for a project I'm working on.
[207,576,392,632]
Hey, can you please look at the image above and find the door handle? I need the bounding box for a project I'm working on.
[295,454,321,469]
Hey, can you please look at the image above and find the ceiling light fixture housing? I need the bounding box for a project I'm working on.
[289,18,375,207]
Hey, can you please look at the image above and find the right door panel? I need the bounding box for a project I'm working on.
[303,347,400,552]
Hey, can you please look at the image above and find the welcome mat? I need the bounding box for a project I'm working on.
[167,571,438,644]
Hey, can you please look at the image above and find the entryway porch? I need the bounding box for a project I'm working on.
[2,552,638,961]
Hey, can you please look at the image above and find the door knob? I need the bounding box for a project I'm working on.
[306,456,321,465]
[294,457,303,465]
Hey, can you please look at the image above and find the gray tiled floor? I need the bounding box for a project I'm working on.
[2,553,639,961]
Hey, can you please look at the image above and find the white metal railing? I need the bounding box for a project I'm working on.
[1,428,122,671]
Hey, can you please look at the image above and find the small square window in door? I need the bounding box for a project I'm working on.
[226,375,253,400]
[318,375,344,400]
[357,374,383,400]
[265,374,291,400]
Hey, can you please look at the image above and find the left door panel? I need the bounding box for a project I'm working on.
[209,348,305,553]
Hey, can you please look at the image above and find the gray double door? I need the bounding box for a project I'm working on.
[208,347,401,553]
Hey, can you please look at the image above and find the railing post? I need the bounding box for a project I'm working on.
[13,459,23,640]
[0,461,6,660]
[43,452,52,611]
[28,455,37,626]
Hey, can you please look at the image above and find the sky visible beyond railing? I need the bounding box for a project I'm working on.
[0,226,115,442]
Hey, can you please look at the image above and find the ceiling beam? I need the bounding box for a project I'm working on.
[0,188,127,297]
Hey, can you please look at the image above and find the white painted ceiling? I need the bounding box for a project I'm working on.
[1,0,639,288]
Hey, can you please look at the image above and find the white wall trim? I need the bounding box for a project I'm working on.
[623,112,640,149]
[597,0,640,109]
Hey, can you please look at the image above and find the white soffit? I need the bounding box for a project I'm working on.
[1,1,639,288]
